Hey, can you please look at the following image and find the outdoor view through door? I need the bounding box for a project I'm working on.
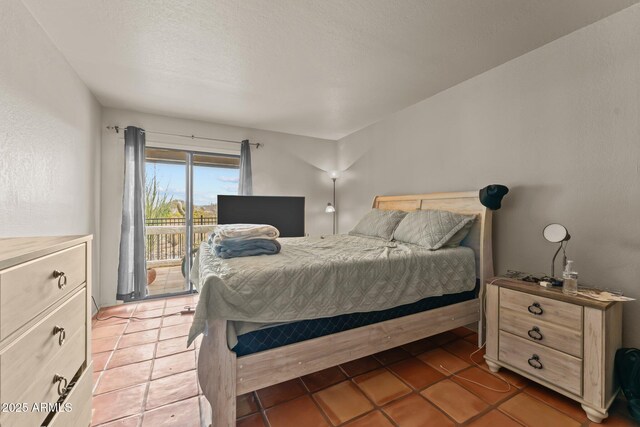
[144,147,240,297]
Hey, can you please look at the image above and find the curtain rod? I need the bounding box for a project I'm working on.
[105,125,262,148]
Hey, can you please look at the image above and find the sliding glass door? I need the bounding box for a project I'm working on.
[144,147,239,298]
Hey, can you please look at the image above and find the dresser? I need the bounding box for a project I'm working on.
[484,278,622,423]
[0,236,92,427]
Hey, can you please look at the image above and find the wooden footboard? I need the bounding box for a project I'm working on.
[198,298,480,425]
[198,319,236,427]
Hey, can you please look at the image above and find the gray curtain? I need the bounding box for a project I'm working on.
[117,126,147,301]
[238,139,253,195]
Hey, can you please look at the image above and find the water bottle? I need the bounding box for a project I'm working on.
[562,260,578,296]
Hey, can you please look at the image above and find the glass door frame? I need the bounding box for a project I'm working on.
[143,145,239,299]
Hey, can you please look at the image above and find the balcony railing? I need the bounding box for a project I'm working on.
[145,216,216,268]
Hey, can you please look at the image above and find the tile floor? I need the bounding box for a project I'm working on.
[91,295,638,426]
[147,265,188,296]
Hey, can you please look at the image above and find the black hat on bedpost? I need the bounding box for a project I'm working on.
[479,185,509,210]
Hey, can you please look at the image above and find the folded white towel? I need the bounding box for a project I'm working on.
[212,224,279,244]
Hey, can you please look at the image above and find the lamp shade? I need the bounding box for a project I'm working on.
[325,203,336,213]
[479,185,509,210]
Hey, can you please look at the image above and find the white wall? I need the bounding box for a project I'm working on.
[100,108,337,306]
[337,5,640,347]
[0,0,102,302]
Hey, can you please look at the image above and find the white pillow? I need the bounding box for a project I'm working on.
[348,209,407,241]
[393,210,476,250]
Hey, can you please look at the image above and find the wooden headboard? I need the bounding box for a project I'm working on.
[372,191,494,285]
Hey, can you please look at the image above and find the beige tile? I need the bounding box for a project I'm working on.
[340,356,382,377]
[313,381,373,425]
[451,367,516,404]
[343,411,394,427]
[93,323,128,339]
[165,295,198,307]
[131,308,165,319]
[524,382,588,422]
[383,393,454,427]
[443,338,482,363]
[92,351,112,372]
[134,300,166,312]
[266,395,329,427]
[388,357,445,390]
[140,396,200,427]
[353,369,411,406]
[91,384,146,425]
[100,303,138,316]
[237,413,267,427]
[118,329,159,349]
[92,335,120,354]
[146,370,199,410]
[421,379,488,423]
[159,323,191,341]
[161,313,195,327]
[95,361,152,394]
[151,351,196,379]
[418,348,470,375]
[467,409,522,427]
[108,343,156,369]
[156,336,195,358]
[499,393,581,427]
[256,378,306,408]
[301,367,347,392]
[125,318,162,334]
[96,415,141,427]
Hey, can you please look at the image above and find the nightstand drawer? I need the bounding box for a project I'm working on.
[500,307,583,357]
[499,331,582,395]
[500,287,582,330]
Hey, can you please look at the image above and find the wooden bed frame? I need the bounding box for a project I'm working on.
[198,191,493,426]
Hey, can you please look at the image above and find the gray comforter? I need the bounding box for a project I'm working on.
[187,234,476,347]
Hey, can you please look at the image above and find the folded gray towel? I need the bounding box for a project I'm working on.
[214,238,281,259]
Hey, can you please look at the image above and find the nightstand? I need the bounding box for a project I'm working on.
[484,278,623,423]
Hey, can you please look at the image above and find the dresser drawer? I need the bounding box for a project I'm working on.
[499,307,583,357]
[47,365,92,427]
[499,287,582,331]
[0,290,86,427]
[0,244,86,341]
[499,331,582,395]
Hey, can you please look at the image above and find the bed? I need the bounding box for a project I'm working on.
[194,191,493,425]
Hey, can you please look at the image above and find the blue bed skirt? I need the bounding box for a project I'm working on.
[232,288,477,356]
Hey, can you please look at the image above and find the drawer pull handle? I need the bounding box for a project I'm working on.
[53,270,67,289]
[527,302,543,315]
[53,326,66,346]
[53,374,68,396]
[527,326,543,341]
[528,354,544,370]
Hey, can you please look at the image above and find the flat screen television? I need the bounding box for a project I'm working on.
[217,195,305,237]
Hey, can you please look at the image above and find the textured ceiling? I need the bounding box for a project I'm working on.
[21,0,638,139]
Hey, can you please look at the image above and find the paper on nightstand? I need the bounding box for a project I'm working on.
[578,288,635,302]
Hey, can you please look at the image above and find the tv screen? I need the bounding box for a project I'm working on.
[217,195,305,237]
